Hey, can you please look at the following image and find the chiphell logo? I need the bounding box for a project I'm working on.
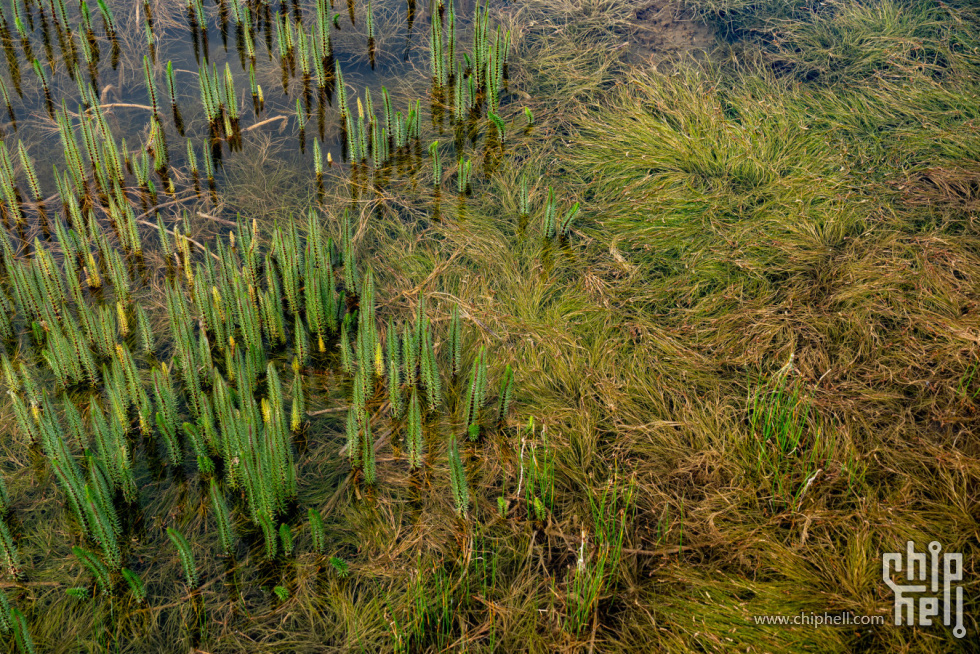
[883,541,965,638]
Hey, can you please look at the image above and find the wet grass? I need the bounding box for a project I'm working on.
[549,0,980,650]
[1,0,978,652]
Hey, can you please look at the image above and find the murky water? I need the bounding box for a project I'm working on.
[1,0,510,241]
[0,0,529,651]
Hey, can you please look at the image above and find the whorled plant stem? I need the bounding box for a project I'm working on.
[167,527,199,589]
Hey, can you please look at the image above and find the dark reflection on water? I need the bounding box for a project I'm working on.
[0,0,539,648]
[0,0,503,236]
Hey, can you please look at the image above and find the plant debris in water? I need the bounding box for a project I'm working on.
[0,0,978,652]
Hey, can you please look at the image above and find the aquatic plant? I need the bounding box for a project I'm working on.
[0,518,19,577]
[121,568,146,604]
[308,507,325,555]
[496,364,514,424]
[521,418,554,520]
[0,0,539,647]
[72,546,111,595]
[447,440,469,515]
[424,141,439,188]
[10,606,34,654]
[567,476,635,635]
[209,479,236,556]
[406,387,423,469]
[465,346,488,440]
[542,187,556,239]
[329,556,348,579]
[0,588,11,633]
[557,202,579,239]
[456,157,471,196]
[0,475,8,517]
[167,527,199,589]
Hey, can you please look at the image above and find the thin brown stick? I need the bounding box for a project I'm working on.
[242,115,289,133]
[66,103,156,117]
[306,407,349,415]
[197,211,237,227]
[134,194,199,222]
[135,219,219,261]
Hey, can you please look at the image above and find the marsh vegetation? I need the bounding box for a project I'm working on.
[0,0,977,652]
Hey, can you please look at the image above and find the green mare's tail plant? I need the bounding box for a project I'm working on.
[449,304,462,377]
[152,366,182,467]
[143,56,159,120]
[386,321,403,417]
[340,318,355,375]
[249,62,261,114]
[136,305,154,354]
[259,515,278,559]
[72,546,111,595]
[0,75,14,127]
[367,0,375,69]
[82,462,123,569]
[280,523,294,557]
[65,587,90,601]
[457,157,472,196]
[497,364,513,425]
[557,203,580,240]
[465,346,488,440]
[406,387,423,469]
[488,111,505,143]
[33,60,54,118]
[121,567,146,603]
[0,518,19,577]
[291,371,305,432]
[167,527,199,589]
[346,405,360,466]
[165,61,184,136]
[313,139,324,198]
[415,306,442,411]
[144,6,157,62]
[543,187,556,239]
[521,417,554,521]
[308,508,325,555]
[10,606,35,654]
[16,142,44,223]
[329,556,349,578]
[341,208,358,292]
[296,97,306,153]
[430,141,441,187]
[209,479,236,556]
[182,423,212,473]
[0,474,8,516]
[362,408,377,485]
[448,439,469,516]
[0,588,10,633]
[96,0,119,67]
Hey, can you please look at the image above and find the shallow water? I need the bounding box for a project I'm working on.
[0,1,529,651]
[1,0,506,239]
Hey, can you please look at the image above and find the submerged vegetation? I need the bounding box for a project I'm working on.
[0,0,977,651]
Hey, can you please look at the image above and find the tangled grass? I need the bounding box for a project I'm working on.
[1,0,978,652]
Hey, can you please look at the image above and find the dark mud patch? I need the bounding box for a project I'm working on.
[629,0,716,65]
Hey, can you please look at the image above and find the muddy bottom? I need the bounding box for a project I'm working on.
[629,0,716,64]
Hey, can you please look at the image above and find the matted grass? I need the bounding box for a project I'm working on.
[1,0,978,652]
[549,1,980,650]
